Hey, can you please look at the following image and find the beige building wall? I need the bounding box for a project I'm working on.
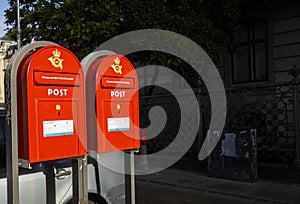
[0,40,17,106]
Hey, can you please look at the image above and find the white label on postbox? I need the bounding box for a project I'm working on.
[106,80,130,85]
[42,75,74,81]
[43,120,74,137]
[48,88,68,96]
[107,117,130,132]
[110,90,125,98]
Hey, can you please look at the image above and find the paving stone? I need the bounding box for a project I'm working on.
[184,192,255,204]
[136,180,202,203]
[136,168,300,204]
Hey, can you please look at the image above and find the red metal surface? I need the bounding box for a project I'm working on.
[17,45,86,163]
[86,54,140,153]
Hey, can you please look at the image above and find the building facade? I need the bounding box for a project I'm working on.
[0,40,17,106]
[139,0,300,178]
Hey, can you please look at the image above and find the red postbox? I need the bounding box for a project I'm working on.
[85,54,140,154]
[17,45,86,163]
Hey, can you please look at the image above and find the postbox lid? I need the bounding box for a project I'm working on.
[28,45,81,74]
[96,54,137,78]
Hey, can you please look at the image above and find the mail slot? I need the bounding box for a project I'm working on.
[17,45,86,163]
[101,76,135,89]
[85,54,140,153]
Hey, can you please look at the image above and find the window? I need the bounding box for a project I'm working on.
[232,19,268,84]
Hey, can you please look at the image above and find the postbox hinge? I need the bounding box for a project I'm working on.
[18,159,32,169]
[88,150,98,159]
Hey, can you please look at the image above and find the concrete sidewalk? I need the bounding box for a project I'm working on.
[135,168,300,204]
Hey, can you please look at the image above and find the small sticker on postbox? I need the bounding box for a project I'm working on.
[43,120,74,137]
[107,117,130,132]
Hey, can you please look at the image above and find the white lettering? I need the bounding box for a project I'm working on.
[63,89,68,96]
[48,89,53,95]
[110,90,125,98]
[42,75,74,81]
[106,80,130,85]
[48,88,68,96]
[53,89,59,96]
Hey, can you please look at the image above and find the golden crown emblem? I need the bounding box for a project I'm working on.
[52,49,61,58]
[111,57,122,74]
[48,49,64,69]
[114,57,120,65]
